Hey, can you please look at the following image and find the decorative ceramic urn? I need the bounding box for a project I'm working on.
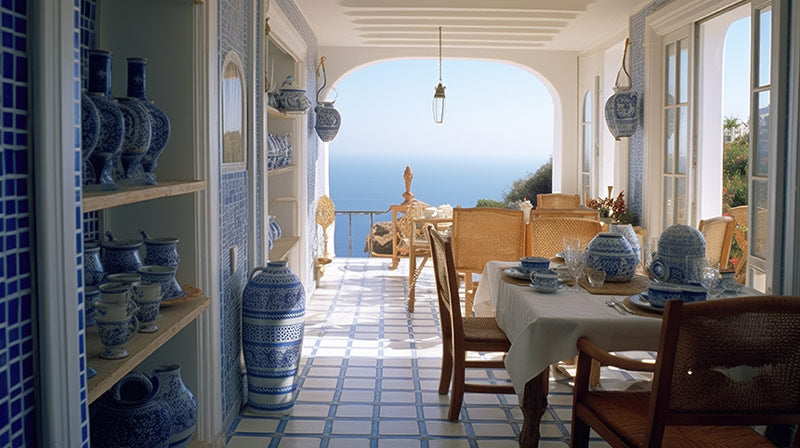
[90,371,172,448]
[102,231,143,275]
[604,38,639,140]
[152,365,197,448]
[127,58,171,185]
[584,233,638,282]
[649,224,706,284]
[314,101,342,142]
[242,261,306,412]
[278,75,311,112]
[86,49,125,191]
[608,223,640,262]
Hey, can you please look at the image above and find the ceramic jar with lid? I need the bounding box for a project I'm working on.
[649,224,706,284]
[584,233,638,282]
[101,231,143,275]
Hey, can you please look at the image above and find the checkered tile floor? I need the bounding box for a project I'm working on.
[227,258,653,447]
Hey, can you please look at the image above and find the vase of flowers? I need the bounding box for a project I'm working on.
[586,187,632,225]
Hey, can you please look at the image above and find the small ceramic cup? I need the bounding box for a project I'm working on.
[646,284,683,308]
[132,281,164,333]
[531,270,559,291]
[96,313,139,359]
[98,282,131,305]
[94,300,139,322]
[85,286,100,327]
[138,265,177,298]
[107,273,142,285]
[520,257,550,275]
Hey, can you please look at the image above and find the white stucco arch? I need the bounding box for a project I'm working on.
[317,46,579,193]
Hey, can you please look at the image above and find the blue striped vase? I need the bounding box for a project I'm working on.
[242,261,305,412]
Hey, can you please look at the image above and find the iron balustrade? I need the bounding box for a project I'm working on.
[334,208,392,257]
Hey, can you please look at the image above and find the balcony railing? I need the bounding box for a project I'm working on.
[335,208,391,257]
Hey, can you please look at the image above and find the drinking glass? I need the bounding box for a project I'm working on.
[565,250,584,292]
[585,267,606,288]
[699,265,723,298]
[562,237,581,256]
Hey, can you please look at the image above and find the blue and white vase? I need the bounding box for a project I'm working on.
[127,58,171,185]
[269,216,282,241]
[91,372,172,448]
[608,223,640,262]
[84,240,105,287]
[649,224,706,284]
[139,230,181,267]
[604,38,639,141]
[86,49,125,191]
[278,76,311,112]
[81,91,100,184]
[152,365,197,448]
[242,261,306,412]
[584,233,638,282]
[116,97,152,182]
[101,231,144,275]
[314,101,342,142]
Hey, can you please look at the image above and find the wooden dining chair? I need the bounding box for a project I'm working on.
[450,207,525,315]
[571,296,800,448]
[528,217,602,259]
[728,205,749,283]
[528,208,600,221]
[537,193,581,209]
[427,225,515,421]
[698,215,735,269]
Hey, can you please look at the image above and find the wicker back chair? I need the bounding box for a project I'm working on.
[698,215,735,269]
[529,208,600,221]
[427,225,514,421]
[571,296,800,447]
[728,205,749,283]
[536,193,581,209]
[451,208,525,314]
[528,217,602,259]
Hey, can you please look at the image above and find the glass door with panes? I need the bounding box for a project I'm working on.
[580,88,594,204]
[662,28,693,229]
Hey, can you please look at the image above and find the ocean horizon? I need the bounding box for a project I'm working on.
[330,153,549,257]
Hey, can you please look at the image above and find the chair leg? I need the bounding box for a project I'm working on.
[439,339,453,395]
[448,354,466,421]
[570,414,591,448]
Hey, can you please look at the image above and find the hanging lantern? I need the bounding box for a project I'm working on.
[314,56,342,142]
[432,26,446,124]
[604,38,639,140]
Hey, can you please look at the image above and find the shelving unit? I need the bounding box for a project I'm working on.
[269,236,300,261]
[268,165,296,176]
[87,293,210,404]
[83,180,206,212]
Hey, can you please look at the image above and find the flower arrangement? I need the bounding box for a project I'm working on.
[586,187,631,223]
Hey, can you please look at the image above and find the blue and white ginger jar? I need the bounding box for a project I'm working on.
[152,365,197,448]
[90,371,172,448]
[242,260,306,412]
[584,233,638,282]
[608,223,640,262]
[649,224,706,284]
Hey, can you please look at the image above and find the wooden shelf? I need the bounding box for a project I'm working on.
[83,180,206,212]
[268,165,296,176]
[269,236,300,260]
[267,105,307,119]
[269,196,297,208]
[87,289,210,404]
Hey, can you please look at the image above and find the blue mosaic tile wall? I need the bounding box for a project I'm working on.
[0,0,37,446]
[219,0,251,427]
[74,0,91,445]
[79,0,100,242]
[274,0,320,280]
[628,0,675,223]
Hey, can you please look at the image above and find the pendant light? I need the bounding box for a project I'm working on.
[432,26,446,124]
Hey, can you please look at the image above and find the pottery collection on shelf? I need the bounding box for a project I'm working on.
[90,367,197,448]
[81,51,171,190]
[242,261,306,412]
[267,133,293,170]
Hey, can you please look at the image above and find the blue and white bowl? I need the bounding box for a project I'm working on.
[584,233,637,282]
[646,284,683,308]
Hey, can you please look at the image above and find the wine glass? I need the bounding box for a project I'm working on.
[699,265,723,299]
[565,249,584,292]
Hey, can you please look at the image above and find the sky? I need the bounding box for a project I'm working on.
[722,17,752,121]
[328,59,555,163]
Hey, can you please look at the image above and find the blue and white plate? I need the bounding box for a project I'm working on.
[629,293,664,313]
[503,267,530,280]
[530,283,564,294]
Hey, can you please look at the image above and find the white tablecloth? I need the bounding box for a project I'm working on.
[473,261,663,398]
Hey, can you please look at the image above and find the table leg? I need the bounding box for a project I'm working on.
[519,371,549,448]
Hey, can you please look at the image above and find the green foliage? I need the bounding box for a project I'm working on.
[503,159,552,207]
[476,198,505,208]
[722,134,749,209]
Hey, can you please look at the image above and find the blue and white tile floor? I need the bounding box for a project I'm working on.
[227,258,653,447]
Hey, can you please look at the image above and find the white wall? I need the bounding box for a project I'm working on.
[317,46,579,193]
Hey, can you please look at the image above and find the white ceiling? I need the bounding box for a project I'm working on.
[294,0,645,51]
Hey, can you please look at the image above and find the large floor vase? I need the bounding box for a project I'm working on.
[153,365,197,448]
[242,261,306,412]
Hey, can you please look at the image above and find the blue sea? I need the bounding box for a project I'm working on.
[330,153,548,257]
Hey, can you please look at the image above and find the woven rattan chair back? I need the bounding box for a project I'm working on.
[698,216,735,269]
[528,217,602,258]
[427,225,464,347]
[727,205,749,281]
[451,208,525,272]
[536,193,581,209]
[649,297,800,436]
[528,208,599,220]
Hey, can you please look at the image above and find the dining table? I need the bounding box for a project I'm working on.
[473,260,760,447]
